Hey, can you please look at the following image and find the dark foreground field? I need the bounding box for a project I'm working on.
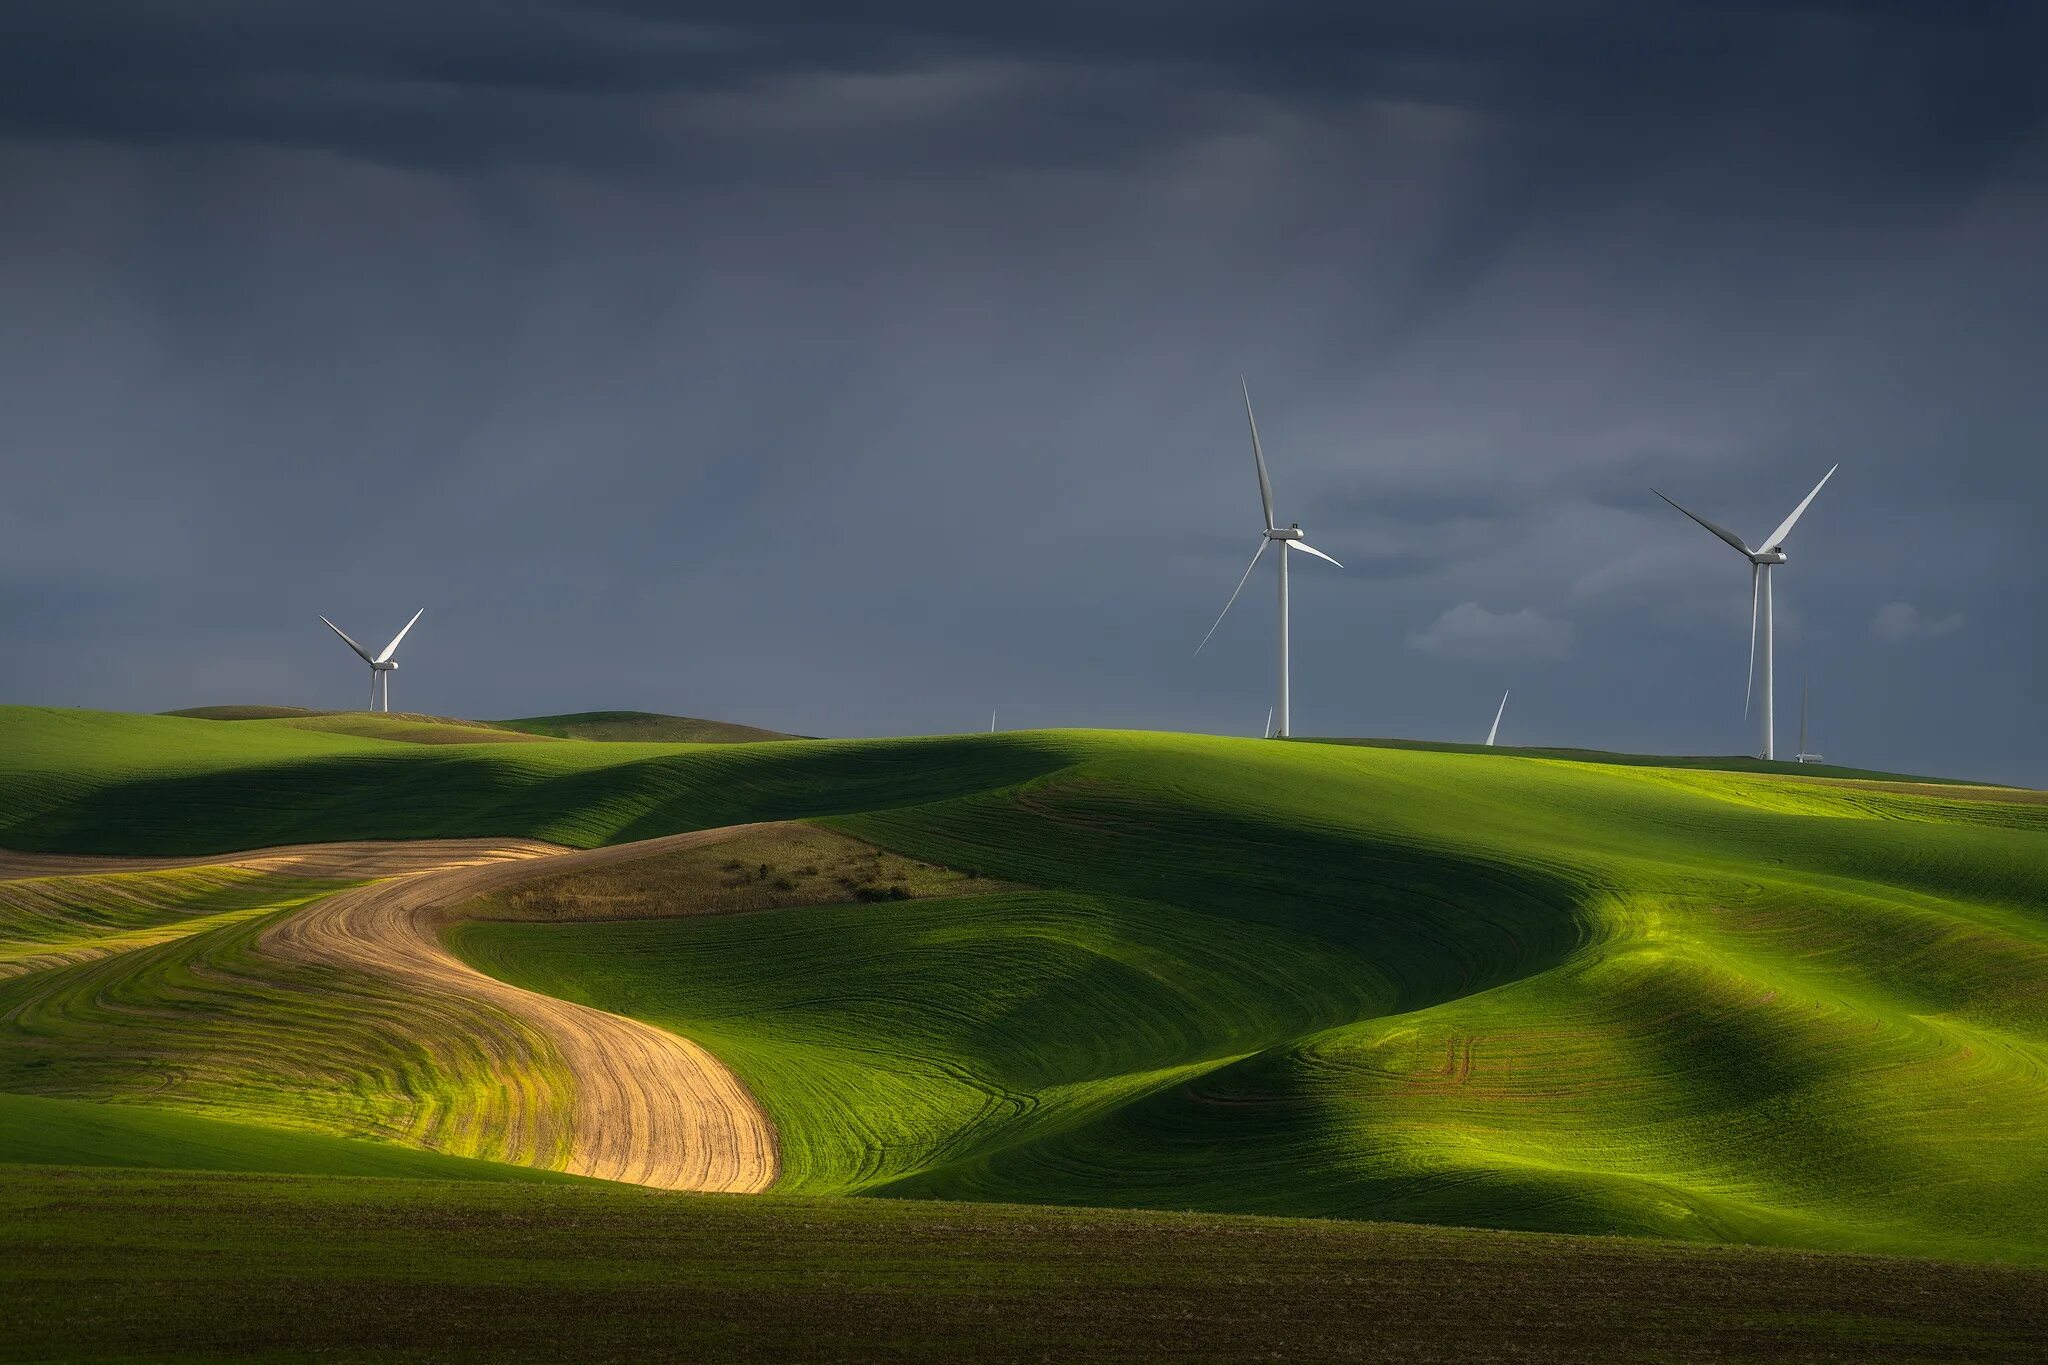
[4,1166,2043,1364]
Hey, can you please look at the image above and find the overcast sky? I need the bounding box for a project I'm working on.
[3,3,2044,783]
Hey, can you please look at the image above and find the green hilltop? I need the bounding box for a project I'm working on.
[166,703,796,745]
[494,709,800,743]
[1,704,2045,1272]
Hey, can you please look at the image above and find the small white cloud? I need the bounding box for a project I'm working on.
[1872,601,1965,643]
[1408,602,1572,662]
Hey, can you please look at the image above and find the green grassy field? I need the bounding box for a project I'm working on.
[2,702,2046,1354]
[496,709,799,743]
[0,1094,580,1182]
[1308,734,2017,788]
[0,849,595,1167]
[6,1165,2042,1363]
[445,731,2048,1263]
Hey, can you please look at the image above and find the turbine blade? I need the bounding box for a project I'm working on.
[1264,706,1274,739]
[1652,489,1752,557]
[375,608,425,664]
[320,615,374,665]
[1194,538,1269,656]
[1286,539,1342,568]
[1487,689,1509,747]
[1744,563,1759,718]
[1242,377,1276,532]
[1759,463,1838,553]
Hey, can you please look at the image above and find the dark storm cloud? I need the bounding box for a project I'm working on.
[2,3,2045,783]
[6,4,2044,172]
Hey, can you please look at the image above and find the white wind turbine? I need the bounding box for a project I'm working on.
[1485,689,1509,747]
[1195,380,1342,739]
[320,609,424,713]
[1653,465,1836,760]
[1794,676,1823,764]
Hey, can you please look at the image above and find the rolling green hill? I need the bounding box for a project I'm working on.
[1310,734,2021,790]
[496,710,799,743]
[2,704,2045,1274]
[169,705,560,744]
[167,703,797,745]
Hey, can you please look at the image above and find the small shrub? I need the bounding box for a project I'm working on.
[771,875,796,891]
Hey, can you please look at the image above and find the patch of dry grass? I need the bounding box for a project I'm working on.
[472,824,1011,923]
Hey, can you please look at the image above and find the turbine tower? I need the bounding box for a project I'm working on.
[1795,676,1823,764]
[1486,689,1509,747]
[1195,380,1342,738]
[320,609,424,713]
[1653,465,1836,760]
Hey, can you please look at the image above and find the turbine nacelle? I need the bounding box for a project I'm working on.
[374,660,398,672]
[1750,548,1787,566]
[1267,524,1306,542]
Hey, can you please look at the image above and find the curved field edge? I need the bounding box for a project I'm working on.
[0,835,786,1192]
[6,1166,2046,1364]
[451,734,2048,1263]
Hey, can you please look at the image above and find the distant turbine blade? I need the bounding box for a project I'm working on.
[1652,489,1752,557]
[375,608,425,664]
[1195,538,1269,656]
[1758,463,1838,553]
[1744,562,1759,718]
[1487,689,1509,747]
[321,615,374,665]
[1264,706,1274,739]
[1241,378,1276,532]
[1286,539,1342,568]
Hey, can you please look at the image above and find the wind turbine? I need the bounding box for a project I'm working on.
[1653,465,1836,761]
[1795,676,1823,764]
[1486,689,1509,747]
[1195,380,1342,738]
[320,609,424,713]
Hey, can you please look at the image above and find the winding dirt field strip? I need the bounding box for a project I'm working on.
[1,830,785,1194]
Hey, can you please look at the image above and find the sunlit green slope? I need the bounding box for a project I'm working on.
[495,710,798,743]
[2,705,2044,1265]
[0,707,1072,1174]
[0,706,1063,854]
[454,732,2048,1263]
[0,1094,579,1182]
